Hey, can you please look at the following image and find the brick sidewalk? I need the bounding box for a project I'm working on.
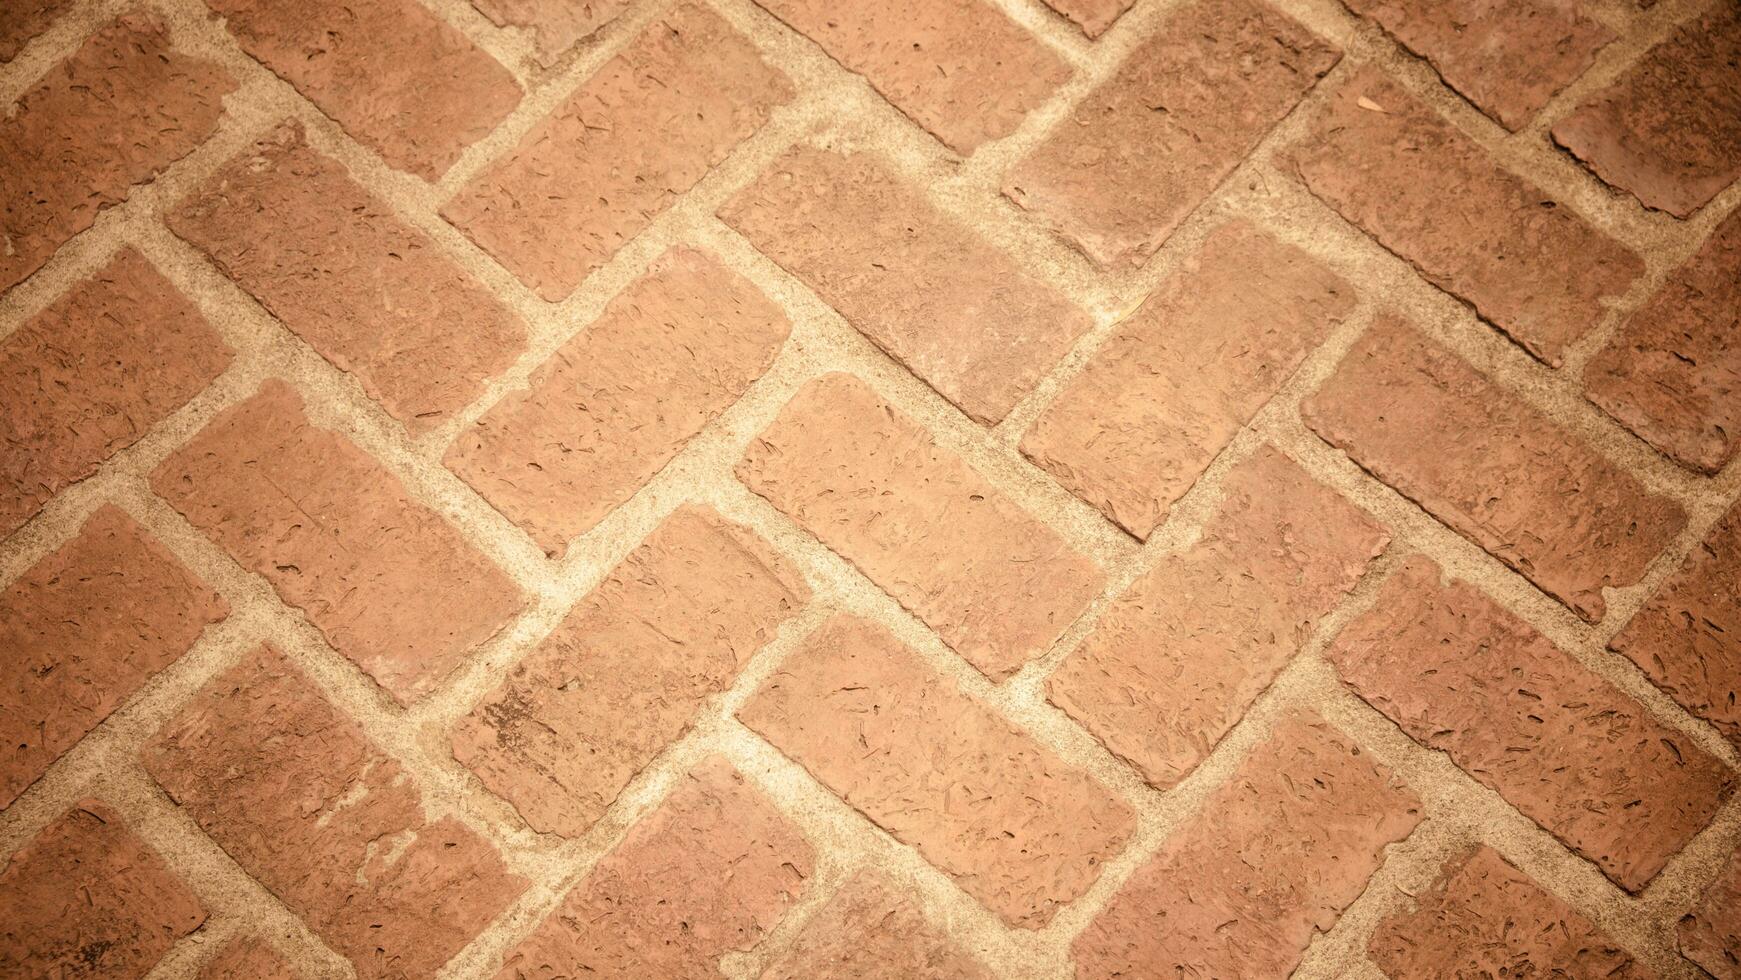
[2,0,1739,977]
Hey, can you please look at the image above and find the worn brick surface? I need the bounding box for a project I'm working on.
[151,381,522,704]
[446,248,789,555]
[1682,848,1741,979]
[200,939,301,980]
[758,871,995,980]
[0,0,67,61]
[738,374,1104,679]
[1041,0,1136,38]
[1005,0,1340,268]
[469,0,632,66]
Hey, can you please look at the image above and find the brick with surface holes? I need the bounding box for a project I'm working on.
[758,871,995,980]
[469,0,632,66]
[0,0,67,61]
[199,939,301,980]
[1040,0,1135,38]
[1681,847,1741,979]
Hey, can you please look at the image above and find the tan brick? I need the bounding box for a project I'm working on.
[1074,715,1421,979]
[1327,557,1734,891]
[1049,447,1387,789]
[1021,221,1355,538]
[758,871,995,980]
[170,122,525,433]
[150,381,522,704]
[1302,317,1683,623]
[453,505,807,837]
[738,374,1104,679]
[1004,0,1339,269]
[469,0,632,66]
[1291,67,1644,366]
[200,939,300,980]
[446,248,789,555]
[0,248,233,536]
[0,0,67,61]
[144,645,526,980]
[444,3,792,300]
[739,614,1134,928]
[495,757,811,979]
[1680,847,1741,980]
[1040,0,1136,38]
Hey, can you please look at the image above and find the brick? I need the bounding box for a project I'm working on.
[0,0,67,61]
[1004,0,1339,269]
[444,4,792,300]
[170,122,525,433]
[1370,846,1648,979]
[1074,715,1421,979]
[1553,5,1741,217]
[1302,317,1683,623]
[1041,0,1136,38]
[1327,557,1734,891]
[1681,848,1741,980]
[144,645,526,979]
[0,802,205,979]
[759,871,994,980]
[0,248,233,536]
[1021,221,1355,538]
[739,614,1134,928]
[738,374,1104,679]
[0,13,231,292]
[1585,207,1741,474]
[207,0,519,180]
[200,939,300,980]
[1342,0,1613,132]
[453,505,807,837]
[469,0,632,66]
[150,380,522,704]
[1049,447,1388,789]
[1,505,226,808]
[1295,71,1644,367]
[751,0,1068,154]
[446,248,790,555]
[495,757,811,979]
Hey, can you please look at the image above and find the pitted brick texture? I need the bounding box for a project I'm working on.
[199,939,301,980]
[469,0,632,66]
[0,0,68,61]
[1041,0,1137,38]
[1681,848,1741,979]
[759,871,995,980]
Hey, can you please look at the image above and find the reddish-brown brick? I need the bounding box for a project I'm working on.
[1074,715,1421,979]
[1328,557,1734,891]
[759,871,994,980]
[495,757,811,979]
[1041,0,1136,38]
[1050,447,1387,789]
[0,248,233,537]
[737,374,1104,679]
[0,802,205,980]
[446,248,789,555]
[200,939,300,980]
[740,615,1134,928]
[721,146,1092,424]
[1021,221,1355,538]
[469,0,632,66]
[1370,846,1648,979]
[0,14,233,293]
[144,645,526,980]
[170,122,525,433]
[0,0,67,61]
[1681,847,1741,979]
[206,0,519,180]
[1302,317,1683,623]
[444,3,792,300]
[454,505,807,837]
[150,381,522,704]
[1004,0,1339,269]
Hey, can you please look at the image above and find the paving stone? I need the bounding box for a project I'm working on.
[1040,0,1136,38]
[199,939,301,980]
[1680,847,1741,980]
[0,0,68,61]
[469,0,632,66]
[758,871,995,980]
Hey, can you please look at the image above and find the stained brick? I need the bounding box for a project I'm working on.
[446,248,790,555]
[170,122,525,433]
[1021,221,1354,538]
[444,3,792,300]
[0,248,233,536]
[143,645,526,980]
[1049,447,1387,789]
[739,614,1134,928]
[1073,715,1421,979]
[1041,0,1136,38]
[1327,557,1734,891]
[1004,0,1339,268]
[470,0,632,66]
[758,871,995,980]
[453,505,807,837]
[737,374,1104,679]
[200,939,300,980]
[1302,317,1683,623]
[495,757,811,978]
[1291,67,1644,366]
[150,380,522,704]
[0,0,67,61]
[1681,847,1741,980]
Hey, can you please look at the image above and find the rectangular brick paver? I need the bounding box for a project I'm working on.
[758,871,994,980]
[1041,0,1136,38]
[1680,847,1741,979]
[469,0,632,66]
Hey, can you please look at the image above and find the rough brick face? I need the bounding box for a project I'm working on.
[1074,715,1422,979]
[495,757,812,979]
[758,871,994,980]
[444,3,792,300]
[1681,848,1741,979]
[737,374,1105,680]
[143,645,526,980]
[200,939,300,980]
[1041,0,1136,38]
[453,505,808,838]
[0,0,67,61]
[151,380,522,704]
[469,0,632,66]
[1303,317,1683,623]
[1328,557,1734,891]
[170,122,526,433]
[739,614,1135,928]
[1004,0,1340,268]
[446,248,790,555]
[1021,221,1355,538]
